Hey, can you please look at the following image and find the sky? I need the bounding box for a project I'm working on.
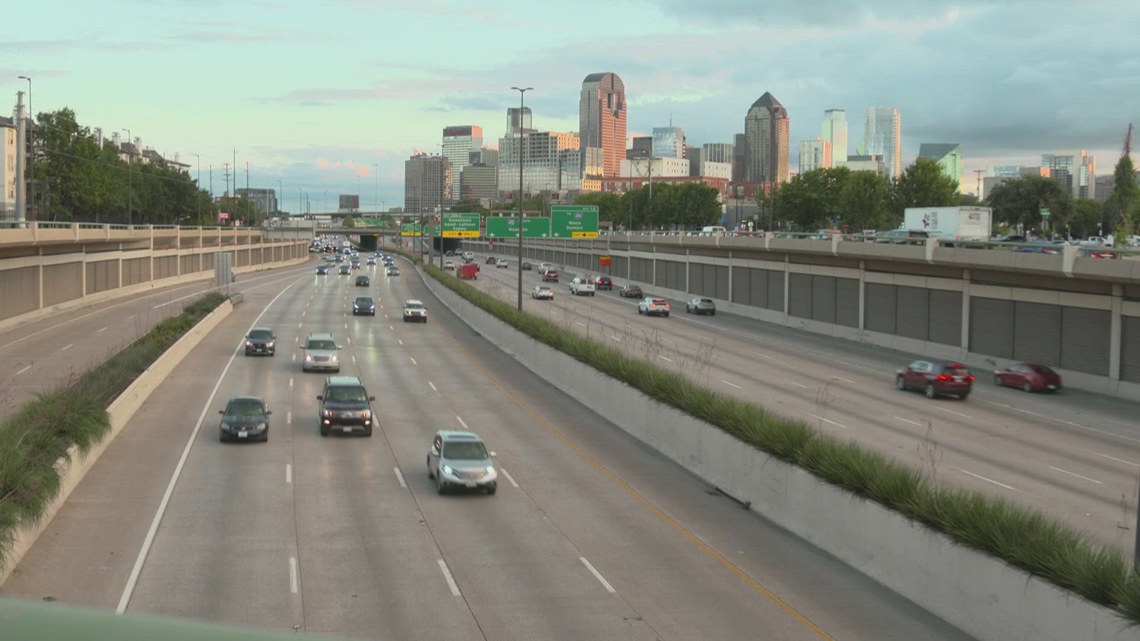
[4,0,1138,214]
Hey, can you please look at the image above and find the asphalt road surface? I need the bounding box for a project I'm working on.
[1,252,973,641]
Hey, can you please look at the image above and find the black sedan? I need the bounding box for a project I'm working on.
[218,396,271,442]
[619,284,644,298]
[244,327,276,356]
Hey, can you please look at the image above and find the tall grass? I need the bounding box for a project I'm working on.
[409,251,1140,625]
[0,292,227,571]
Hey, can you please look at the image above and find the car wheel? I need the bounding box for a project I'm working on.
[993,374,1002,386]
[486,484,497,495]
[924,383,937,399]
[320,425,329,437]
[1022,382,1033,393]
[958,393,970,401]
[436,474,447,495]
[663,312,669,317]
[895,376,906,391]
[219,432,227,442]
[363,427,373,437]
[261,431,269,442]
[638,308,643,314]
[427,458,434,479]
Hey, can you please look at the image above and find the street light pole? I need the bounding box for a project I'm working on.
[18,76,33,220]
[191,153,201,225]
[121,128,132,225]
[511,86,532,312]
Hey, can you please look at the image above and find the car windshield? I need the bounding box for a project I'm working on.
[355,298,372,305]
[406,303,423,309]
[326,387,368,403]
[248,329,272,339]
[443,441,489,460]
[225,400,265,417]
[307,340,337,350]
[1029,364,1055,374]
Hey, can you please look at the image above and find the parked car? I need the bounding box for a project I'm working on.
[403,299,428,322]
[638,297,670,317]
[301,332,341,372]
[685,297,716,315]
[244,327,276,356]
[895,359,974,399]
[619,284,644,298]
[317,376,375,437]
[542,269,559,283]
[994,363,1062,393]
[594,275,613,290]
[218,396,271,442]
[569,276,596,296]
[427,430,498,495]
[496,259,509,268]
[352,296,376,316]
[355,275,370,287]
[531,285,554,300]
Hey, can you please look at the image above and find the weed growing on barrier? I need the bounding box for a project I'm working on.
[0,292,227,572]
[410,250,1140,624]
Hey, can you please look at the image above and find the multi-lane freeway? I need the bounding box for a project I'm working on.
[464,250,1140,554]
[0,252,973,640]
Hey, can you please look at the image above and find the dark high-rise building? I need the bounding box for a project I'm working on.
[579,72,627,188]
[744,92,789,184]
[732,133,748,183]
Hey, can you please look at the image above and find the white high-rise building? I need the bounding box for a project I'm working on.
[861,107,901,179]
[442,125,483,201]
[798,138,832,173]
[822,109,848,165]
[651,126,686,159]
[702,143,734,164]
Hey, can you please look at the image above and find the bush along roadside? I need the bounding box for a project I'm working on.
[403,249,1140,625]
[0,292,228,572]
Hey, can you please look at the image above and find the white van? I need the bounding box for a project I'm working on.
[700,226,727,237]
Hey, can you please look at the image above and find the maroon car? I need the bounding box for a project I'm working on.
[896,359,974,400]
[594,275,613,290]
[994,363,1061,393]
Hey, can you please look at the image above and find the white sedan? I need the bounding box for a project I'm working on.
[531,285,554,300]
[496,259,509,268]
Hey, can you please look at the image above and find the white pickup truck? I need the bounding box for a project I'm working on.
[569,276,596,296]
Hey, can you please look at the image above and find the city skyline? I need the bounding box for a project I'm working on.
[4,0,1136,213]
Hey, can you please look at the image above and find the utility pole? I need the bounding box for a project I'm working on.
[974,169,985,200]
[18,76,33,220]
[121,128,133,225]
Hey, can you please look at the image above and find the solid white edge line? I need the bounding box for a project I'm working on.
[721,379,742,389]
[1088,450,1140,468]
[289,556,299,594]
[500,468,519,488]
[115,283,299,615]
[957,468,1018,492]
[437,559,461,596]
[394,467,407,488]
[286,464,292,484]
[1049,466,1103,485]
[580,557,616,593]
[456,416,469,429]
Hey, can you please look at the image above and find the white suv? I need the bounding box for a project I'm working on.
[569,276,596,296]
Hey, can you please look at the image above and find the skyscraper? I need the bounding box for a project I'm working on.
[652,126,685,159]
[744,92,789,184]
[507,107,532,134]
[1042,151,1096,200]
[442,125,483,200]
[822,109,848,165]
[579,72,627,185]
[862,107,901,179]
[798,138,832,173]
[404,153,452,214]
[918,143,963,186]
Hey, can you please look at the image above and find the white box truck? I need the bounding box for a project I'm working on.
[904,206,993,242]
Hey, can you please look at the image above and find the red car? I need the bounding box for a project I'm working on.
[994,363,1061,393]
[895,359,974,400]
[542,269,559,282]
[594,275,613,290]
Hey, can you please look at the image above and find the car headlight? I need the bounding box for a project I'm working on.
[305,354,313,362]
[361,410,371,418]
[442,465,454,476]
[322,409,334,418]
[329,354,338,362]
[220,422,232,429]
[245,341,253,347]
[256,423,267,431]
[265,341,274,348]
[486,465,495,475]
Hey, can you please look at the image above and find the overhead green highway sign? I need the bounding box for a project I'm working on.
[551,205,599,238]
[441,213,481,238]
[485,216,550,238]
[400,223,421,236]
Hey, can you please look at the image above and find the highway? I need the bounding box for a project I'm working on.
[465,250,1140,553]
[0,252,972,640]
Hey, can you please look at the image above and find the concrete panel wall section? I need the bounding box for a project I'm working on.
[419,269,1134,641]
[0,301,234,586]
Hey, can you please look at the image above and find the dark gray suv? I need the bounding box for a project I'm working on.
[317,376,376,437]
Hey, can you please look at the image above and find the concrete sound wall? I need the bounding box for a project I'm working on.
[420,268,1135,641]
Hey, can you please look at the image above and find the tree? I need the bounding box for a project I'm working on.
[984,176,1070,235]
[573,191,623,225]
[888,157,960,223]
[341,215,356,228]
[449,198,488,214]
[774,167,850,230]
[671,182,722,228]
[839,170,889,231]
[1067,199,1103,239]
[1105,149,1139,234]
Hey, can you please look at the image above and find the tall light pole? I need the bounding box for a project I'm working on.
[437,144,445,269]
[511,86,532,312]
[373,163,379,215]
[18,76,33,220]
[191,153,201,225]
[277,179,283,217]
[121,128,133,225]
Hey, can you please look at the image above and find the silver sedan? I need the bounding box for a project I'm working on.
[685,297,716,315]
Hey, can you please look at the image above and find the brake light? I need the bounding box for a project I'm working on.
[936,374,952,381]
[967,374,976,382]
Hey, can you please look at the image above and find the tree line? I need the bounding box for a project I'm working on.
[29,108,260,225]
